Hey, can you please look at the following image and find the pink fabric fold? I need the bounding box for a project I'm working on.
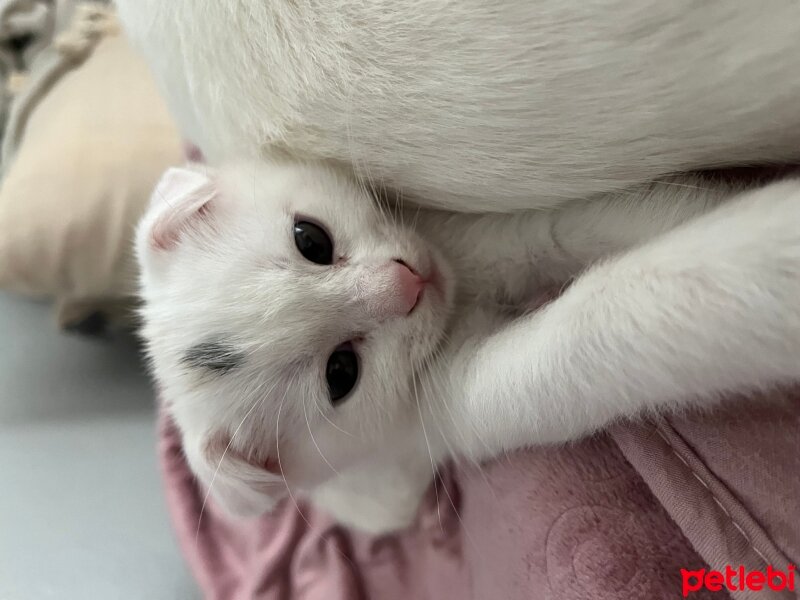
[157,406,758,600]
[613,390,800,600]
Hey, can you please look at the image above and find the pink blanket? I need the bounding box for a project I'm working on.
[158,390,800,600]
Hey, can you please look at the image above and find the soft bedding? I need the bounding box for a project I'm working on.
[157,389,800,600]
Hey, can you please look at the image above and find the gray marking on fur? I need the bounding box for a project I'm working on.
[183,339,244,374]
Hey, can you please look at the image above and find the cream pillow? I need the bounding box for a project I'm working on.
[0,6,182,332]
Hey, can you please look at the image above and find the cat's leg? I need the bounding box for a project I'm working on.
[310,451,434,534]
[448,178,800,459]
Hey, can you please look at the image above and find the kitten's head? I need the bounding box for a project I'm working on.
[136,161,453,517]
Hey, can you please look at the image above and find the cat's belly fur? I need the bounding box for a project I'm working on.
[117,0,800,211]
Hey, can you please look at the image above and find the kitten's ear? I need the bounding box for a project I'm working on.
[197,434,282,517]
[182,141,205,163]
[146,167,217,251]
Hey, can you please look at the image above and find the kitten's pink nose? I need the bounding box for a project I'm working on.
[389,259,425,316]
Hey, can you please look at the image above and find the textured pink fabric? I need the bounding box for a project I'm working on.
[613,390,800,600]
[158,410,731,600]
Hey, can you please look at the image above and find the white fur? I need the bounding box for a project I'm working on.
[137,162,447,523]
[136,161,800,532]
[116,0,800,211]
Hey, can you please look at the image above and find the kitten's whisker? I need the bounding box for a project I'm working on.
[416,359,459,462]
[356,171,390,228]
[346,129,391,230]
[276,385,311,523]
[372,181,394,230]
[424,342,494,468]
[314,400,356,438]
[420,335,500,500]
[410,362,444,532]
[416,364,489,563]
[302,391,340,476]
[422,366,494,488]
[194,392,264,548]
[648,178,711,192]
[276,382,361,575]
[391,182,399,223]
[411,201,423,231]
[431,334,487,455]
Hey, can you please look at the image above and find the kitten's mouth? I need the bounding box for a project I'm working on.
[408,294,422,315]
[424,262,445,296]
[395,254,447,317]
[404,259,444,315]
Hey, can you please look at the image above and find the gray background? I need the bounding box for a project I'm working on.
[0,293,196,599]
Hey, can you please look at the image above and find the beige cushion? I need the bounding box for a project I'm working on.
[0,12,182,330]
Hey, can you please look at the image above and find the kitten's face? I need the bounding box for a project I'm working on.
[137,162,453,517]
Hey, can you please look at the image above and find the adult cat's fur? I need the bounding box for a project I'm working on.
[116,0,800,211]
[137,162,800,533]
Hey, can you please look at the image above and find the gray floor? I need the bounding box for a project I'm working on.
[0,293,197,599]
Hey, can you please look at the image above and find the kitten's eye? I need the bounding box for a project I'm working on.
[326,343,359,404]
[294,220,333,265]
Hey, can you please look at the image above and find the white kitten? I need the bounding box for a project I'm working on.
[117,0,800,211]
[137,161,800,533]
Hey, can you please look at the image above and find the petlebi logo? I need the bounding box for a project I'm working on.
[681,565,796,597]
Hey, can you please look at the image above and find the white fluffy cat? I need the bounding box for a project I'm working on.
[137,161,800,533]
[116,0,800,211]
